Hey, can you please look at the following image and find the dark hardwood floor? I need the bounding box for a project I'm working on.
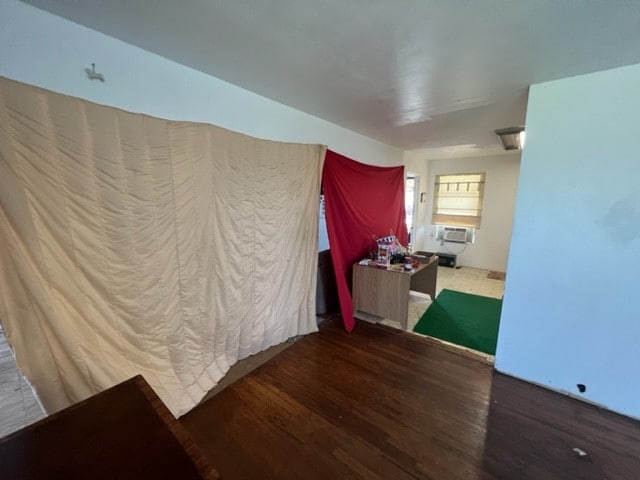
[181,318,640,479]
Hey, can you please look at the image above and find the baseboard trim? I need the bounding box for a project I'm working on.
[494,368,640,422]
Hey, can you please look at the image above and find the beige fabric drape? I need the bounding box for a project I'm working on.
[0,77,325,417]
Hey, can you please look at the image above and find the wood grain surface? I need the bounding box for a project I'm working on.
[0,375,219,479]
[182,318,640,479]
[352,255,437,328]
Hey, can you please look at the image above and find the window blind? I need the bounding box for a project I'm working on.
[432,173,485,228]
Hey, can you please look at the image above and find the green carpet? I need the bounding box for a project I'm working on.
[413,289,502,355]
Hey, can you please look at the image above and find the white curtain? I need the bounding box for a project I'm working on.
[0,77,325,417]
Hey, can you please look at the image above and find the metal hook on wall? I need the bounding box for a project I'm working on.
[84,63,105,82]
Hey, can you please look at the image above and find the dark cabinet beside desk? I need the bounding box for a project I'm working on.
[0,375,219,479]
[352,255,438,329]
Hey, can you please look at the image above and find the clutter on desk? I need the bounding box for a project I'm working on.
[358,256,420,272]
[376,243,392,267]
[371,231,409,268]
[361,232,421,271]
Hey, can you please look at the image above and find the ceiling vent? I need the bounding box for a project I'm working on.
[495,126,525,150]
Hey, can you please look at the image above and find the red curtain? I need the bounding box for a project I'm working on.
[322,150,408,331]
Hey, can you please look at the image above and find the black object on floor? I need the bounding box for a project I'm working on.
[437,252,457,268]
[316,249,339,315]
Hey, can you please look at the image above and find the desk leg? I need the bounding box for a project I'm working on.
[400,290,409,330]
[352,264,363,317]
[410,261,438,300]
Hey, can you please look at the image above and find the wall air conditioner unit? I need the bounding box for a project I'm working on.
[435,225,475,244]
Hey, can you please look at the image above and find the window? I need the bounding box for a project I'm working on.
[432,173,485,228]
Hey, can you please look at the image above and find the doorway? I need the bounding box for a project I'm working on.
[405,172,419,250]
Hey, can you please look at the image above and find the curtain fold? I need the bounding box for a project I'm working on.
[0,76,325,416]
[322,150,407,331]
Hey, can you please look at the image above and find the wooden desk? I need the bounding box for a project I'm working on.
[0,375,219,479]
[352,255,438,329]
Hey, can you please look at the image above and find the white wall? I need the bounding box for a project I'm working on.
[418,154,520,271]
[496,63,640,419]
[0,1,402,168]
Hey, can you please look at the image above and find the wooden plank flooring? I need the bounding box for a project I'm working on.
[181,318,640,479]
